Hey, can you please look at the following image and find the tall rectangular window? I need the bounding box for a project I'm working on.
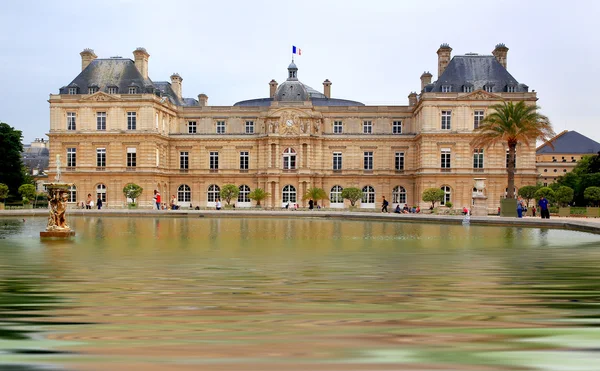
[474,110,484,129]
[216,121,225,134]
[364,151,373,170]
[67,112,76,130]
[180,151,189,170]
[392,120,402,134]
[245,121,254,134]
[127,148,136,167]
[473,148,484,169]
[333,121,343,134]
[127,112,137,130]
[240,151,249,170]
[441,149,451,169]
[67,148,76,167]
[333,152,342,170]
[363,121,372,134]
[395,152,405,171]
[441,111,452,130]
[506,149,517,168]
[188,121,197,134]
[96,112,106,131]
[210,151,219,170]
[96,148,106,167]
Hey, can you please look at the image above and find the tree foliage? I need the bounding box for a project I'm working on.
[554,186,574,207]
[248,188,270,207]
[220,184,240,205]
[302,187,328,205]
[584,186,600,206]
[518,185,540,208]
[123,183,143,204]
[0,183,8,202]
[534,187,555,203]
[18,184,36,204]
[555,151,600,205]
[0,123,27,196]
[471,101,554,199]
[341,187,363,207]
[422,188,445,209]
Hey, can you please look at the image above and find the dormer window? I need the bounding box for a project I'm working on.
[107,86,118,94]
[68,87,78,95]
[506,85,517,93]
[88,87,98,94]
[441,85,452,93]
[484,85,493,93]
[462,85,473,93]
[128,87,137,94]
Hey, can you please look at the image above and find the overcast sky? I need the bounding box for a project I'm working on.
[1,0,598,144]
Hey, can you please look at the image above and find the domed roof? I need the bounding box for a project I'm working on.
[273,60,325,102]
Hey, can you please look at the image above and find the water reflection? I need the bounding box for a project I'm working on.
[0,216,599,370]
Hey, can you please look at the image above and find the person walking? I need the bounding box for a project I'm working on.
[539,196,550,219]
[381,196,389,213]
[153,190,161,210]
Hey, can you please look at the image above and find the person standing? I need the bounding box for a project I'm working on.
[308,199,314,210]
[216,199,222,210]
[517,198,523,218]
[381,196,389,213]
[86,194,92,209]
[532,205,537,217]
[539,196,550,219]
[97,195,103,210]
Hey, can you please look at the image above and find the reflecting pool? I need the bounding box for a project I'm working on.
[1,216,600,370]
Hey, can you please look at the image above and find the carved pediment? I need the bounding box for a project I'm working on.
[80,92,120,102]
[265,108,322,136]
[457,90,503,101]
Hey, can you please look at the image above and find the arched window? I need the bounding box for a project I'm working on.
[68,184,77,203]
[238,185,251,203]
[441,186,451,206]
[207,184,220,203]
[362,185,375,204]
[392,186,406,204]
[282,148,296,170]
[96,184,107,202]
[330,185,344,204]
[178,184,191,202]
[282,185,296,204]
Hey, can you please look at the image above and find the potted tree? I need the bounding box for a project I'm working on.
[18,184,36,209]
[0,183,8,210]
[248,188,270,208]
[220,184,240,209]
[422,188,444,213]
[341,187,363,210]
[123,183,143,209]
[584,186,600,217]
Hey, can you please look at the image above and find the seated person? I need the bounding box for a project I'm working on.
[416,206,421,213]
[462,206,469,215]
[402,205,410,214]
[394,204,401,214]
[411,206,416,213]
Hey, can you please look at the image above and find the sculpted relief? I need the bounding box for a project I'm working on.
[266,110,322,136]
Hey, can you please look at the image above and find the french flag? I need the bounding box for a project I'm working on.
[292,45,302,55]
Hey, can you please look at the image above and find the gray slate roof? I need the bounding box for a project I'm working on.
[60,58,198,106]
[428,55,527,93]
[537,131,600,154]
[22,147,49,171]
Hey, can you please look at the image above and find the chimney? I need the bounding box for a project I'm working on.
[408,92,418,106]
[420,71,432,91]
[436,43,452,78]
[323,79,332,98]
[133,47,150,79]
[269,79,278,98]
[80,48,97,71]
[170,73,182,99]
[198,93,208,107]
[492,43,509,69]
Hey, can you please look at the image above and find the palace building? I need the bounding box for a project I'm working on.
[48,44,538,210]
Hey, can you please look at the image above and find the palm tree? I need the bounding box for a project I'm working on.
[248,188,270,207]
[472,101,554,199]
[302,187,328,207]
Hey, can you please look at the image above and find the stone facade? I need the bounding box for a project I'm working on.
[48,45,539,210]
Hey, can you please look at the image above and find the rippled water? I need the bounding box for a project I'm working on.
[1,216,600,370]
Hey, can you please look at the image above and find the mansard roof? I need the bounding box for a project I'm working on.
[428,55,528,93]
[537,131,600,154]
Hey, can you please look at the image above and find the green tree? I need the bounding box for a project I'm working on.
[554,186,574,207]
[220,184,240,205]
[534,187,555,203]
[302,187,328,206]
[18,184,36,204]
[422,188,445,209]
[518,185,540,208]
[248,188,270,207]
[471,101,554,199]
[122,183,143,205]
[0,123,27,196]
[341,187,363,207]
[0,183,8,203]
[584,186,600,206]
